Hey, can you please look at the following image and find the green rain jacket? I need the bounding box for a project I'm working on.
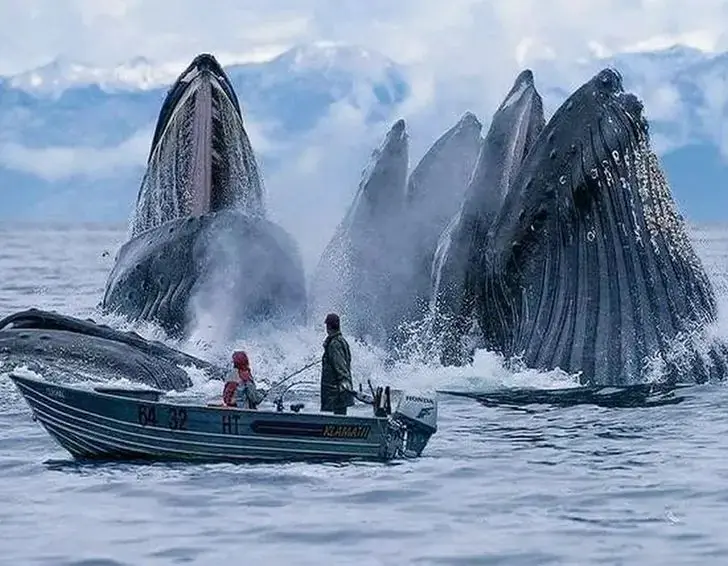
[320,331,354,412]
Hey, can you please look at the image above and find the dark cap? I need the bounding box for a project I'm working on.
[324,313,340,330]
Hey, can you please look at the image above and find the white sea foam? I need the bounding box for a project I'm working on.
[2,222,727,408]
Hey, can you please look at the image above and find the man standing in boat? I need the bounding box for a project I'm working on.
[321,313,354,415]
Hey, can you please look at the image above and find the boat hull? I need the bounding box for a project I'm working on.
[10,374,406,463]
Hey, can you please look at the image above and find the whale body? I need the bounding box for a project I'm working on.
[445,68,727,385]
[102,54,307,342]
[0,309,226,390]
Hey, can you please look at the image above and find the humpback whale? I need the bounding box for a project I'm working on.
[311,114,482,351]
[2,56,722,394]
[456,68,727,385]
[310,119,409,345]
[102,54,307,342]
[431,70,545,365]
[396,113,482,340]
[0,309,226,390]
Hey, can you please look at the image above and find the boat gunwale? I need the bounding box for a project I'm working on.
[10,372,389,424]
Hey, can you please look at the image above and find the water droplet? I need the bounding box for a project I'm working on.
[587,230,596,242]
[590,168,598,179]
[549,149,557,160]
[559,175,567,185]
[612,150,620,162]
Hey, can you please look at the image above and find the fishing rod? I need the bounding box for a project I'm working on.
[272,379,316,412]
[259,359,321,402]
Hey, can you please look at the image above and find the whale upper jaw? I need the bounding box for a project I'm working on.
[426,70,545,366]
[147,53,242,164]
[486,68,647,265]
[352,117,409,222]
[0,309,227,391]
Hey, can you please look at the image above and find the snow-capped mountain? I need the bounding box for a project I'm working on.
[4,55,181,95]
[0,42,725,237]
[4,42,404,97]
[0,43,410,238]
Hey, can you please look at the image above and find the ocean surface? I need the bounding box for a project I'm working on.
[2,223,728,565]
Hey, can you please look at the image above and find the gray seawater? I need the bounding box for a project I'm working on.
[2,223,728,566]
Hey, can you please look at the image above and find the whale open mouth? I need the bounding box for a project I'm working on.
[131,53,263,237]
[475,68,724,386]
[100,53,307,342]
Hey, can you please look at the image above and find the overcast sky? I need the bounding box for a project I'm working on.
[2,0,728,76]
[0,0,725,250]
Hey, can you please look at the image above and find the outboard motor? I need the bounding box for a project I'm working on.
[391,392,438,458]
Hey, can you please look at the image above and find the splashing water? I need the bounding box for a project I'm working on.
[2,221,728,411]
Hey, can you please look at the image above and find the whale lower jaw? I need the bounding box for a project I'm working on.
[468,70,728,386]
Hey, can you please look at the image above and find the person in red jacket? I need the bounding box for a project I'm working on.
[222,350,265,409]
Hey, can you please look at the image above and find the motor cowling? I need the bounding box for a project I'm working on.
[391,392,438,457]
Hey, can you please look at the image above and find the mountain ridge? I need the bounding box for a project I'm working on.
[0,42,724,238]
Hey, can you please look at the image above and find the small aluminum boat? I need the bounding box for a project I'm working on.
[9,373,438,463]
